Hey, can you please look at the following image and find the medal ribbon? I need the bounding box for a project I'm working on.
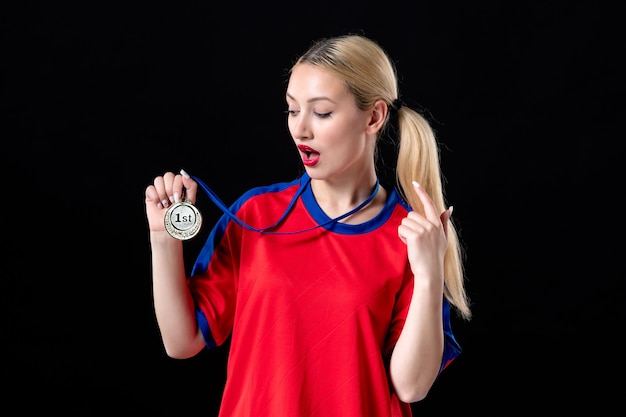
[191,173,379,235]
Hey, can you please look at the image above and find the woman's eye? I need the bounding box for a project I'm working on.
[285,110,299,116]
[314,112,332,118]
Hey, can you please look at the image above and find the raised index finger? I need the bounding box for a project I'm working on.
[412,181,439,223]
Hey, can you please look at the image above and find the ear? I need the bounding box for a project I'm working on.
[365,99,388,135]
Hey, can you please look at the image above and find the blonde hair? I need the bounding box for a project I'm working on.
[294,34,471,320]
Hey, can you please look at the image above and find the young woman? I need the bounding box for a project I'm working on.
[145,34,471,417]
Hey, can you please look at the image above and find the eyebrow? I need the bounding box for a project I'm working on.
[285,92,337,104]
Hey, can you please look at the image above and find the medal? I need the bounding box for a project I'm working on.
[164,199,202,240]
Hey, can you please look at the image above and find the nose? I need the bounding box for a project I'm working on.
[289,112,311,140]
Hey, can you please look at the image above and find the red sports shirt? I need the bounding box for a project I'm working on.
[188,174,461,417]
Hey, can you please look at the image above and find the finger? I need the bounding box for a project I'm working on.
[397,222,411,246]
[440,206,453,238]
[172,174,183,203]
[180,169,198,204]
[152,175,171,209]
[145,184,160,206]
[162,172,178,207]
[412,181,438,222]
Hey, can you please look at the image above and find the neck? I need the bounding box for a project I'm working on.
[309,175,380,221]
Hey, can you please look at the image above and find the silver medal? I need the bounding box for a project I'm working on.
[164,199,202,240]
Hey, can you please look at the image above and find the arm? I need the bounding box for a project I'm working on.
[145,170,206,359]
[390,181,453,403]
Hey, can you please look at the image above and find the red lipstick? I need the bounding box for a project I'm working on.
[297,144,320,167]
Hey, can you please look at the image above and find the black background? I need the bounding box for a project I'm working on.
[3,1,623,414]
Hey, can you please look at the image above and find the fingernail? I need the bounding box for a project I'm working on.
[449,205,454,215]
[412,181,420,188]
[157,202,163,210]
[162,199,169,208]
[174,191,180,203]
[180,169,190,178]
[169,195,175,204]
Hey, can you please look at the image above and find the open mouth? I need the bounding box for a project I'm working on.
[298,145,320,166]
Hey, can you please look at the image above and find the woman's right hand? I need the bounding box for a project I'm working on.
[144,169,198,234]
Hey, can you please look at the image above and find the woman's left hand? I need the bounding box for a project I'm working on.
[397,181,452,279]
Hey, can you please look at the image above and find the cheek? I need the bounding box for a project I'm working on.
[330,120,364,145]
